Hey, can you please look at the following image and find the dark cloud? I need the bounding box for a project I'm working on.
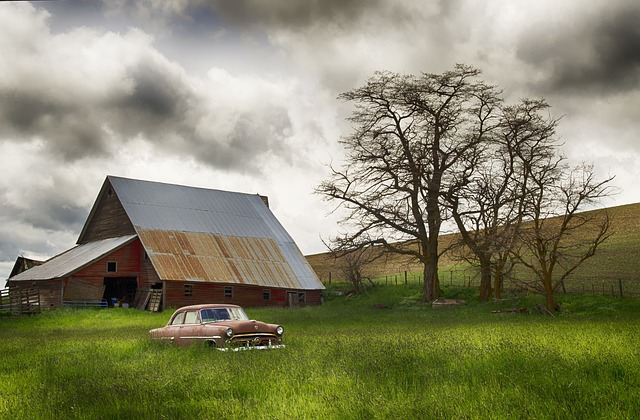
[0,89,111,160]
[208,0,386,29]
[518,1,640,95]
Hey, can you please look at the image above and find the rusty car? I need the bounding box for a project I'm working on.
[149,304,284,350]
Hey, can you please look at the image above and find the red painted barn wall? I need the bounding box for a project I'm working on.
[163,281,322,309]
[70,240,142,285]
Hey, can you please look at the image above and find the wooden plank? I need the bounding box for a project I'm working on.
[64,278,105,300]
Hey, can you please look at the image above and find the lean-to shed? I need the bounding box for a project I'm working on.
[7,176,324,309]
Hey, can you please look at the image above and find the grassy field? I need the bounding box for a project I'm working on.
[1,284,639,419]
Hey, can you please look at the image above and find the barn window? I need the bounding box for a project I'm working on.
[106,261,117,272]
[224,286,233,298]
[263,290,271,301]
[298,292,306,303]
[184,284,193,297]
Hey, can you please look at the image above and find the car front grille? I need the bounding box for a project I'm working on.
[231,332,281,346]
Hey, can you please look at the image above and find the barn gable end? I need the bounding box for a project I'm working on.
[77,180,136,244]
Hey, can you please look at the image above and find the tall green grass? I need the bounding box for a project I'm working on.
[1,286,639,419]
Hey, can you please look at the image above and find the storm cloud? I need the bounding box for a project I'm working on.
[517,0,640,95]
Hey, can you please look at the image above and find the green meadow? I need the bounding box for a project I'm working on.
[1,284,639,419]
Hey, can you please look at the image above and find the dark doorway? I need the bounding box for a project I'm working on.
[103,277,137,307]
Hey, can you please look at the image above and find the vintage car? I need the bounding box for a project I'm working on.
[149,304,284,350]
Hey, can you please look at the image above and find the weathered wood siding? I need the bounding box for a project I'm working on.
[80,184,136,243]
[140,252,161,288]
[10,279,63,309]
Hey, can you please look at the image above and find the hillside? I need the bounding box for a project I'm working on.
[306,202,640,293]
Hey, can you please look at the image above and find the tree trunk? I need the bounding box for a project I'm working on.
[543,274,555,311]
[493,264,503,301]
[479,255,492,302]
[423,264,434,302]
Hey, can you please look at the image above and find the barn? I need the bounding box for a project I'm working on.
[7,176,324,310]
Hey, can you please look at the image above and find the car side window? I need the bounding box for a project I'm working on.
[170,312,186,325]
[184,311,199,324]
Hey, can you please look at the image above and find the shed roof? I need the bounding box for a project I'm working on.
[9,235,137,281]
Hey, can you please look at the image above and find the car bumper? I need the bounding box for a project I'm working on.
[218,344,286,352]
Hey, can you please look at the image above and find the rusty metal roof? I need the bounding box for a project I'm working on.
[108,176,323,290]
[138,230,301,288]
[9,235,137,281]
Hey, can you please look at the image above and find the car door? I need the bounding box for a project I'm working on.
[175,310,201,345]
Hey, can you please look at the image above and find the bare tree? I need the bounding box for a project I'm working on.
[317,65,501,302]
[511,160,615,310]
[444,99,560,301]
[328,244,380,294]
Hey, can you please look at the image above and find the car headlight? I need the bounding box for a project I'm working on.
[225,328,233,338]
[276,326,284,336]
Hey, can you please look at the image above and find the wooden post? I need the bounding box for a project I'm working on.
[329,272,332,285]
[404,271,407,286]
[619,279,623,298]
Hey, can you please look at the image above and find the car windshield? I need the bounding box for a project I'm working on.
[200,307,250,322]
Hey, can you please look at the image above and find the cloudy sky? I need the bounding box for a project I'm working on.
[1,0,639,285]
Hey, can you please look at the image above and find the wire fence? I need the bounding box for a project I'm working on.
[323,269,640,297]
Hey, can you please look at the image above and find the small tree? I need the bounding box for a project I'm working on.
[512,162,615,310]
[328,245,380,294]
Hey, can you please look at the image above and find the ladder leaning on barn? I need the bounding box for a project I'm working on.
[133,288,163,312]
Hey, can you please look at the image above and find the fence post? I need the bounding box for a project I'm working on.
[619,279,623,298]
[404,271,407,286]
[329,272,332,285]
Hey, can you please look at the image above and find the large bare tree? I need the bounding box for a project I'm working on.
[318,65,500,302]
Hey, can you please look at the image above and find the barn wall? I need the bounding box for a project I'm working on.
[80,183,136,243]
[10,279,63,309]
[72,240,142,282]
[162,281,322,309]
[140,251,161,288]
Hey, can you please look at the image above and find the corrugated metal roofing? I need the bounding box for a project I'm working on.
[9,235,137,281]
[138,230,301,288]
[109,176,323,290]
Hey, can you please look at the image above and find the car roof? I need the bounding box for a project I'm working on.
[172,304,242,312]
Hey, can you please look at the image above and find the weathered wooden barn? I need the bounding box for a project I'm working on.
[7,176,324,310]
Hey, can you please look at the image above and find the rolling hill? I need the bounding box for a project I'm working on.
[306,202,640,294]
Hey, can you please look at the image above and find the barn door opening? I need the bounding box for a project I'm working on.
[286,292,299,307]
[103,277,137,307]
